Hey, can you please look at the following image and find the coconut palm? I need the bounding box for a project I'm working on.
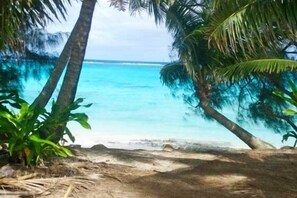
[55,0,97,110]
[202,0,297,147]
[30,0,96,142]
[32,0,140,109]
[32,0,171,111]
[31,10,87,109]
[154,0,276,149]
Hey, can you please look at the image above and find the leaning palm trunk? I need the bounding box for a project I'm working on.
[31,10,81,108]
[199,98,275,149]
[56,0,96,109]
[32,0,96,109]
[30,0,96,142]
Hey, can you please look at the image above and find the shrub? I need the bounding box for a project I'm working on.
[0,91,91,165]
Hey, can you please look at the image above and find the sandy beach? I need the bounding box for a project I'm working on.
[2,143,296,198]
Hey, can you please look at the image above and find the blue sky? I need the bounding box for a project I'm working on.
[47,1,173,62]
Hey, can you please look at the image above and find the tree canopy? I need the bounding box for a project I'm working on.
[0,0,72,51]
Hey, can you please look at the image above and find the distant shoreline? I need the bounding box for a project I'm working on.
[84,59,169,66]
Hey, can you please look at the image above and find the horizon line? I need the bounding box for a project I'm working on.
[84,58,170,64]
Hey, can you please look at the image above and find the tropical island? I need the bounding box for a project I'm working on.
[0,0,297,197]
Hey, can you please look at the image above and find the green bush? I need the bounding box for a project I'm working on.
[43,98,92,143]
[0,91,91,165]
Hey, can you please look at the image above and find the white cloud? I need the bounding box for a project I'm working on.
[46,1,173,62]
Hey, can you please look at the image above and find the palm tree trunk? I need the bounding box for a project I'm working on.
[199,98,275,149]
[56,0,96,109]
[31,20,80,108]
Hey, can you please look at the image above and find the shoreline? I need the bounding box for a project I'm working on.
[68,134,297,152]
[70,137,249,152]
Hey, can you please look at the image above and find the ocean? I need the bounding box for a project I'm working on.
[22,60,292,150]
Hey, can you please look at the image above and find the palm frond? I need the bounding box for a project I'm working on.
[0,175,96,197]
[129,0,174,23]
[160,62,190,88]
[221,59,297,82]
[206,0,297,55]
[0,0,72,51]
[164,0,209,76]
[109,0,129,11]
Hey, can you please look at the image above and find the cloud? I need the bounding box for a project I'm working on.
[46,1,173,62]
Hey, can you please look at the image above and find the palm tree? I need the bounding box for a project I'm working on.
[106,0,284,149]
[55,0,97,110]
[32,0,175,141]
[32,0,132,109]
[153,0,274,149]
[30,0,97,141]
[32,0,169,110]
[3,0,287,148]
[31,18,82,108]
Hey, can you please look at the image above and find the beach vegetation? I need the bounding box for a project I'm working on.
[134,0,297,149]
[32,0,97,110]
[0,0,71,52]
[154,0,276,149]
[28,0,294,150]
[0,30,68,95]
[0,0,99,166]
[207,0,297,61]
[1,29,69,61]
[205,0,297,146]
[1,0,297,160]
[203,0,297,81]
[0,91,91,165]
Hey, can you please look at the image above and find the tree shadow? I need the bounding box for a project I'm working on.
[119,150,297,197]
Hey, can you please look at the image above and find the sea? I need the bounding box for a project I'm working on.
[21,60,294,150]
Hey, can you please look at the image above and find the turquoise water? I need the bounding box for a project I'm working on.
[22,60,292,149]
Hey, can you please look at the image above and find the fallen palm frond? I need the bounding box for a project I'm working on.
[0,174,97,197]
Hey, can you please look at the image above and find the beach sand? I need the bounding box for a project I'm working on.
[7,144,293,198]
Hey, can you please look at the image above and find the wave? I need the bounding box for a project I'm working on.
[120,62,164,66]
[84,59,167,67]
[84,61,106,64]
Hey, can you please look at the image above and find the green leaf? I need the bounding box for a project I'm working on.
[220,59,297,82]
[29,135,59,148]
[72,113,88,121]
[0,110,14,120]
[64,127,75,142]
[8,138,17,156]
[207,0,297,56]
[19,103,29,118]
[283,109,297,115]
[77,119,91,129]
[82,103,92,108]
[60,147,73,156]
[288,81,297,100]
[29,135,72,157]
